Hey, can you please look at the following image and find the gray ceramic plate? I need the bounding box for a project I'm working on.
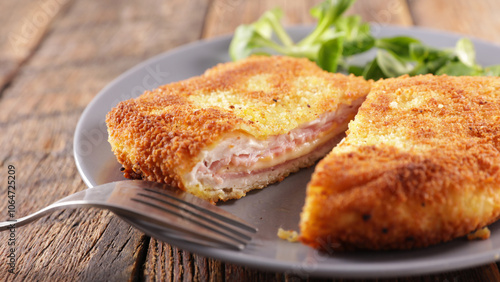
[74,26,500,278]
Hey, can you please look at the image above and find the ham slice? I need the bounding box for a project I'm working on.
[184,97,365,199]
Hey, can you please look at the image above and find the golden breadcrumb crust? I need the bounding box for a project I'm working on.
[300,74,500,250]
[106,56,371,197]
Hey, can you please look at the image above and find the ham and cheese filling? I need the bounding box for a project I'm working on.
[184,98,364,194]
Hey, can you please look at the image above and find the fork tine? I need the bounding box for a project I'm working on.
[108,181,257,250]
[110,198,249,249]
[142,188,257,232]
[121,181,257,233]
[131,197,249,246]
[136,193,252,241]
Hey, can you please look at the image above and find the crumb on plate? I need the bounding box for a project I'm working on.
[277,227,299,242]
[467,227,491,241]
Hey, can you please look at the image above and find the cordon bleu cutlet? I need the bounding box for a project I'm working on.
[106,56,371,203]
[300,74,500,250]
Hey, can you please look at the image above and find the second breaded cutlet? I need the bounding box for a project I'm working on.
[300,74,500,250]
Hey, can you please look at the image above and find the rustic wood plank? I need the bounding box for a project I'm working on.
[0,0,210,280]
[202,0,412,39]
[224,263,281,282]
[0,0,71,91]
[349,0,413,27]
[144,242,227,281]
[407,0,500,44]
[397,264,500,282]
[2,0,498,281]
[202,0,321,38]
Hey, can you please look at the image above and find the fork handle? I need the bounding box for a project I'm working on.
[0,204,71,231]
[0,187,108,231]
[0,220,19,231]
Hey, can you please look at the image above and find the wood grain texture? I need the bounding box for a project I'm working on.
[408,0,500,44]
[202,0,321,38]
[348,0,413,26]
[202,0,412,39]
[0,0,209,280]
[2,0,500,281]
[0,0,71,92]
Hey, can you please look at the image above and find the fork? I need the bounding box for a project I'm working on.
[0,180,257,250]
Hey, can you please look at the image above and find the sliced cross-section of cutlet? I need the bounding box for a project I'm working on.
[106,56,371,203]
[300,74,500,250]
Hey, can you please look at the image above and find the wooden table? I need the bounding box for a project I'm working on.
[1,0,500,280]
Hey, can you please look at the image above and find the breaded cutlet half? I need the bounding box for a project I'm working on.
[106,56,371,202]
[300,74,500,250]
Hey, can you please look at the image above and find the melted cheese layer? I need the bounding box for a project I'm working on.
[184,98,363,190]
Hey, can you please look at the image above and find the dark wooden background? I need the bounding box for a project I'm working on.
[1,0,500,281]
